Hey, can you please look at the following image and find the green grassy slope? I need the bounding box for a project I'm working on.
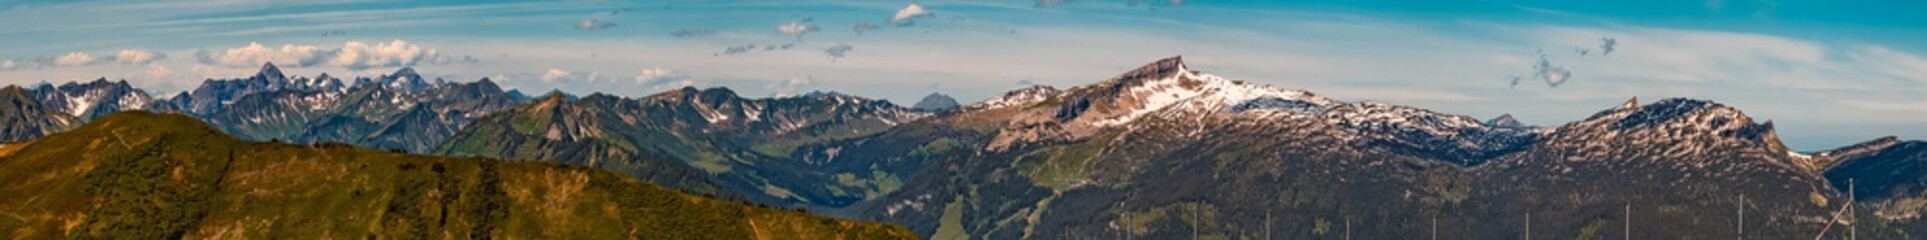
[0,111,916,239]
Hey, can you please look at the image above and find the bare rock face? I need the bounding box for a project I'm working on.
[0,86,77,142]
[845,57,1861,239]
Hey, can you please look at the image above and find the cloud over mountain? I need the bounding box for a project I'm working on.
[635,68,694,89]
[542,68,571,82]
[113,49,165,64]
[194,40,448,70]
[54,52,98,66]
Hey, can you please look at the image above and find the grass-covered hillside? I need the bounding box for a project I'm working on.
[0,111,916,239]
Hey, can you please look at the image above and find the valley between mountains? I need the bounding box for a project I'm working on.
[4,56,1926,239]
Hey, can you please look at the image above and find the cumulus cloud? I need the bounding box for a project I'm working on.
[114,49,165,64]
[196,42,328,67]
[890,3,931,26]
[196,40,449,70]
[148,64,172,78]
[584,71,603,82]
[189,64,220,77]
[577,18,617,30]
[824,44,854,62]
[542,68,570,82]
[636,68,674,82]
[766,75,814,97]
[55,52,98,66]
[330,40,443,69]
[1,48,164,70]
[776,20,820,40]
[635,68,694,89]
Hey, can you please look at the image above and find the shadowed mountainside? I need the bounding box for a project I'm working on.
[0,111,914,239]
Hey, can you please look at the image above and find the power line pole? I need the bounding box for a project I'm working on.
[1625,203,1631,240]
[1738,194,1745,239]
[1850,179,1856,240]
[1525,212,1532,240]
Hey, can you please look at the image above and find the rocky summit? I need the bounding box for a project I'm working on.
[0,56,1922,239]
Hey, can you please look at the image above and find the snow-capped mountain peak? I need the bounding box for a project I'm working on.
[380,67,430,92]
[968,85,1060,110]
[29,78,154,120]
[1064,56,1337,126]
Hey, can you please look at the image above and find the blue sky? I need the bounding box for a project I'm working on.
[1,0,1923,150]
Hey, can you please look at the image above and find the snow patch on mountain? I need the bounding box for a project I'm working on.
[970,85,1059,110]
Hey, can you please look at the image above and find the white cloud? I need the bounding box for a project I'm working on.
[766,75,814,97]
[196,40,448,70]
[197,42,327,67]
[189,64,220,77]
[635,67,694,89]
[776,20,819,39]
[890,3,931,26]
[55,52,98,66]
[148,64,172,78]
[635,68,674,82]
[1845,46,1927,84]
[329,39,443,70]
[114,48,165,64]
[576,18,616,30]
[1839,99,1927,113]
[0,60,16,71]
[542,68,570,82]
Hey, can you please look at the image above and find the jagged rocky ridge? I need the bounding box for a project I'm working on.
[0,86,78,142]
[835,56,1914,239]
[9,62,525,153]
[436,87,934,207]
[0,111,917,239]
[4,56,1925,238]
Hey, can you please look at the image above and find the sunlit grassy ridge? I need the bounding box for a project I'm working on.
[0,111,916,239]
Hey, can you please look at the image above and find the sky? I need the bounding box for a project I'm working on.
[1,0,1924,150]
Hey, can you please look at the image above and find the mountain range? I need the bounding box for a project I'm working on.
[0,111,914,239]
[1,57,1924,238]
